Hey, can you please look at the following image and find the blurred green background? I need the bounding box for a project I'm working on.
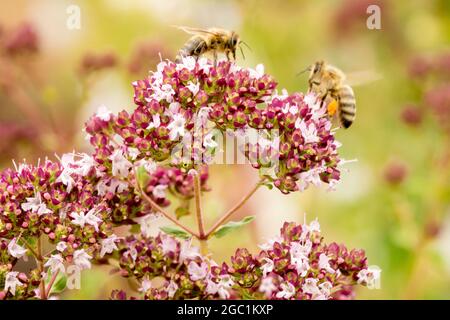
[0,0,449,299]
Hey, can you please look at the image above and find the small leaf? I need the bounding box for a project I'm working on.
[136,165,150,188]
[213,215,255,239]
[239,288,257,300]
[48,273,67,294]
[129,224,141,234]
[160,226,191,240]
[175,206,190,219]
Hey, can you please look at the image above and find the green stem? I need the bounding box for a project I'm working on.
[205,178,264,238]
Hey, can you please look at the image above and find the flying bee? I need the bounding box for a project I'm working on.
[174,26,249,64]
[301,60,356,129]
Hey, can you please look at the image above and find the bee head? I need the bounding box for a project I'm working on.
[229,32,239,49]
[312,60,325,75]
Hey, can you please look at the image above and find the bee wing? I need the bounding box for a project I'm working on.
[172,25,220,36]
[345,70,383,87]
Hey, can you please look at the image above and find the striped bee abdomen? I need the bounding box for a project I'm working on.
[175,36,208,62]
[337,85,356,128]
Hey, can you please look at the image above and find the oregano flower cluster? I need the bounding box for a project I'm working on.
[0,57,378,300]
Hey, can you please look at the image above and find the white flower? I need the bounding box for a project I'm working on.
[160,235,177,254]
[156,60,168,73]
[96,105,112,121]
[71,209,102,232]
[302,278,319,294]
[290,240,312,259]
[139,276,152,293]
[186,81,200,96]
[85,209,102,232]
[197,57,211,73]
[309,218,321,233]
[205,278,219,296]
[249,64,265,79]
[357,266,381,289]
[109,149,132,178]
[195,107,211,126]
[21,192,52,216]
[289,104,299,115]
[295,119,319,144]
[152,184,167,199]
[146,114,161,130]
[100,235,119,258]
[304,93,319,108]
[177,56,196,71]
[291,256,310,277]
[167,280,179,298]
[153,83,175,102]
[127,147,140,160]
[142,160,157,174]
[78,153,96,176]
[56,241,67,252]
[4,271,22,295]
[318,253,335,274]
[96,178,129,196]
[301,218,321,238]
[58,206,68,220]
[258,235,283,250]
[44,254,65,274]
[179,239,200,263]
[167,114,186,140]
[167,102,180,115]
[187,261,208,281]
[318,281,333,299]
[296,167,324,192]
[261,258,274,277]
[259,277,277,297]
[59,153,96,177]
[276,281,296,299]
[56,169,75,193]
[73,249,92,270]
[203,133,218,149]
[124,247,138,262]
[283,103,299,115]
[217,275,234,299]
[7,238,27,259]
[134,213,161,238]
[290,241,311,276]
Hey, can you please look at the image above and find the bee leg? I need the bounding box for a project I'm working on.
[225,50,230,61]
[213,50,218,67]
[320,92,329,109]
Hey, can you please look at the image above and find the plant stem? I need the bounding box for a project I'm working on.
[133,167,200,238]
[193,171,206,239]
[45,270,60,297]
[205,178,265,238]
[36,236,46,300]
[192,170,208,254]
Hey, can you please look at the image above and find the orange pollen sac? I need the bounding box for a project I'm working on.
[327,99,339,116]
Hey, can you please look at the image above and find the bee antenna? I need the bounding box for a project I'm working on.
[296,66,311,77]
[240,41,252,52]
[239,46,246,60]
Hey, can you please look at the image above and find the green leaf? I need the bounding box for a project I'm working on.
[136,165,150,188]
[212,216,255,239]
[46,273,67,295]
[129,224,141,234]
[160,226,191,240]
[175,206,190,219]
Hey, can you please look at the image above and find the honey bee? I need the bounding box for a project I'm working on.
[174,26,248,63]
[306,60,356,129]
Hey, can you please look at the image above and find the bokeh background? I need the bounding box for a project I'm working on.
[0,0,449,299]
